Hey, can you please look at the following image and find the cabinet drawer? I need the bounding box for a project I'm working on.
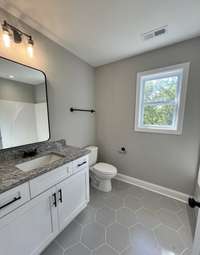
[72,156,89,175]
[29,162,72,198]
[0,182,30,218]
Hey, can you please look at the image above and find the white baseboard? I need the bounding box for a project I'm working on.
[115,173,189,203]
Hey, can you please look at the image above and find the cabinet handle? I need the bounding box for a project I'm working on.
[77,161,87,167]
[0,195,21,210]
[52,193,57,207]
[58,189,63,203]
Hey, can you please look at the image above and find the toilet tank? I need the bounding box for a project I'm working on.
[86,146,98,166]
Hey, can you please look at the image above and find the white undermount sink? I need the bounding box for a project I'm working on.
[16,153,64,172]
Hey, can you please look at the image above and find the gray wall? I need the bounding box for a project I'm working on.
[0,8,96,147]
[0,78,46,103]
[0,77,35,103]
[96,37,200,195]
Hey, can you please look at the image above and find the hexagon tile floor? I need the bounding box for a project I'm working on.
[41,180,194,255]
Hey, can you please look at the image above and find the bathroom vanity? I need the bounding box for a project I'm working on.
[0,57,90,254]
[0,141,90,255]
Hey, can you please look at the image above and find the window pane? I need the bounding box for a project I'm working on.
[144,76,178,103]
[143,104,176,126]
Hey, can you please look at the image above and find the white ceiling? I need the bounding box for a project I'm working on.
[0,58,45,85]
[0,0,200,67]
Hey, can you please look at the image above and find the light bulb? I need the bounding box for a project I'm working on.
[27,37,34,57]
[27,44,33,57]
[2,29,11,48]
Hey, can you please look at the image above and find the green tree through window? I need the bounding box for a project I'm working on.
[143,76,178,126]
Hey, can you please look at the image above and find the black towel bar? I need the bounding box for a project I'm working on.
[70,107,95,113]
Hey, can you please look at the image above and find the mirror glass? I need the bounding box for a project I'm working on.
[0,58,50,150]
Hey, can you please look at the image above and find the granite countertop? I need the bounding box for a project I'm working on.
[0,142,90,194]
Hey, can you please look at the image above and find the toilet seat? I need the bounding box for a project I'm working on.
[92,162,117,177]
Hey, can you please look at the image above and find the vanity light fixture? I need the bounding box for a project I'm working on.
[1,20,34,57]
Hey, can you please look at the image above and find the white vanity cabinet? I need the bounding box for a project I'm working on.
[57,158,89,231]
[0,187,59,255]
[0,155,89,255]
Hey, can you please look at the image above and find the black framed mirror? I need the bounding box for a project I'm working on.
[0,57,50,150]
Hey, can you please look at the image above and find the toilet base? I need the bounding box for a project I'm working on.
[90,172,112,192]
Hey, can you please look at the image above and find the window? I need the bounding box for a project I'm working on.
[135,63,190,134]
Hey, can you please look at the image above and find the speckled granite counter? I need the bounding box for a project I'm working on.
[0,140,89,194]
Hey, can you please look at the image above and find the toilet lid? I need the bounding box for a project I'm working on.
[93,163,117,175]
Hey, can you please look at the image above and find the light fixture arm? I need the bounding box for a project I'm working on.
[2,20,32,42]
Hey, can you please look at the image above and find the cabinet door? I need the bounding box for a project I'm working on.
[0,187,58,255]
[57,168,89,231]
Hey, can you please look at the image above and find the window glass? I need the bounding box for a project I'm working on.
[141,75,179,128]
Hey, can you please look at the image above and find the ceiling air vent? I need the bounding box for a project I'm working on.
[143,26,168,41]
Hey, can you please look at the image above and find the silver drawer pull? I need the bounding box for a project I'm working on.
[77,161,87,167]
[0,196,21,210]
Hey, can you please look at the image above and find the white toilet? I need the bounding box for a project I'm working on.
[86,146,117,192]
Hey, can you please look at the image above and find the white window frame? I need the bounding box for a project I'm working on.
[134,63,190,135]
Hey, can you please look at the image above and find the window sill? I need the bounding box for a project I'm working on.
[134,126,182,135]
